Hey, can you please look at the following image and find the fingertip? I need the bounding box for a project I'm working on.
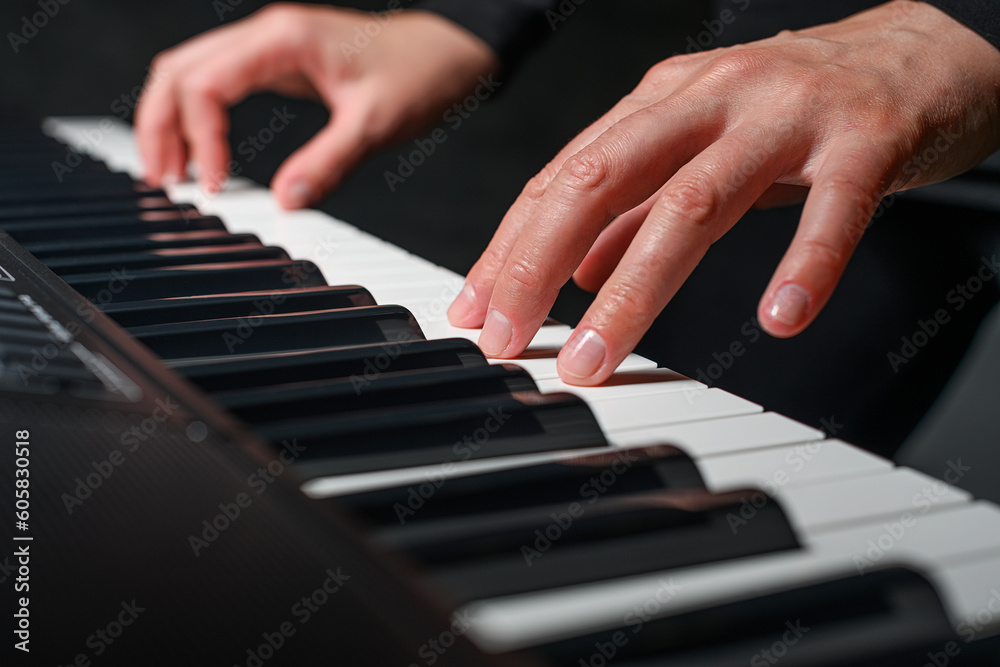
[275,178,318,210]
[477,309,513,357]
[446,282,484,327]
[759,282,812,338]
[557,328,610,385]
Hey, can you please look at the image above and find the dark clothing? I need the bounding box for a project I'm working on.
[419,1,1000,69]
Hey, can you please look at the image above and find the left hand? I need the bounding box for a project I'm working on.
[446,0,1000,385]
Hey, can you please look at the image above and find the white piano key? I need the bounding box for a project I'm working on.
[462,503,1000,652]
[490,352,657,382]
[775,467,971,534]
[537,368,704,401]
[698,440,893,492]
[610,411,825,457]
[587,388,761,433]
[932,556,1000,638]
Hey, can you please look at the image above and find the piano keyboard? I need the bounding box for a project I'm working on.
[2,114,998,665]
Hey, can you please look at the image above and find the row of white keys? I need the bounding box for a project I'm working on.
[46,118,1000,642]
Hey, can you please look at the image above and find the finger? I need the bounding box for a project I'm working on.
[270,92,374,209]
[757,142,891,338]
[447,57,705,328]
[573,186,663,293]
[135,61,190,186]
[558,130,794,384]
[176,80,232,194]
[477,95,731,358]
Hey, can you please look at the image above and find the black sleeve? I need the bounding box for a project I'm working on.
[415,0,561,71]
[925,0,1000,51]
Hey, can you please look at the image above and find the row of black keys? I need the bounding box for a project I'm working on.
[2,123,994,665]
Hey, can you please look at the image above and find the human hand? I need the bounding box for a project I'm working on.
[135,3,497,207]
[447,0,1000,385]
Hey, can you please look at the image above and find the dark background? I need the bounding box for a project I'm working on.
[3,0,1000,487]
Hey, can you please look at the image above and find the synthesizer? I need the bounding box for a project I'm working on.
[0,115,998,665]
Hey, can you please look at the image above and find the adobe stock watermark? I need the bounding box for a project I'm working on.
[887,254,1000,373]
[188,439,306,556]
[384,75,502,192]
[672,0,752,55]
[853,459,970,574]
[7,0,71,54]
[520,450,639,566]
[53,600,145,664]
[577,578,682,667]
[235,568,351,667]
[750,619,810,666]
[406,610,477,667]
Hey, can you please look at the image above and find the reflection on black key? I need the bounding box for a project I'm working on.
[130,305,424,360]
[42,244,288,274]
[538,568,958,667]
[24,231,260,258]
[338,445,705,526]
[404,487,797,602]
[62,260,326,302]
[177,338,488,392]
[0,195,177,220]
[262,391,606,479]
[2,210,220,242]
[217,363,536,424]
[103,286,376,328]
[0,181,161,206]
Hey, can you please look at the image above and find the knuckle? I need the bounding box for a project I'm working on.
[637,58,683,91]
[824,174,874,209]
[559,149,610,193]
[599,278,656,324]
[180,72,220,100]
[521,169,555,202]
[660,173,720,231]
[798,238,847,275]
[504,257,545,294]
[704,48,768,81]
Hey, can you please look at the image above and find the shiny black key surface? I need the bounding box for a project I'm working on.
[337,445,705,526]
[216,363,537,423]
[103,285,376,328]
[260,391,607,479]
[0,210,220,241]
[177,338,489,392]
[130,305,423,359]
[61,259,326,302]
[0,194,177,220]
[402,487,798,603]
[40,243,288,274]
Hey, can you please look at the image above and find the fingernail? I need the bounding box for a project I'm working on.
[769,283,810,327]
[285,179,316,209]
[559,328,607,379]
[478,309,512,356]
[447,282,477,325]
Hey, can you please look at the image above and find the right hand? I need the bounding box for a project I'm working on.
[135,3,498,207]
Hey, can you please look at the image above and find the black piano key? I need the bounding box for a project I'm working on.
[337,445,705,527]
[0,181,161,205]
[537,568,960,667]
[216,363,537,424]
[22,230,260,258]
[0,195,178,220]
[41,243,288,274]
[102,285,376,328]
[61,259,326,302]
[177,338,488,392]
[0,169,135,189]
[403,488,798,603]
[260,391,607,479]
[129,305,423,359]
[0,210,219,242]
